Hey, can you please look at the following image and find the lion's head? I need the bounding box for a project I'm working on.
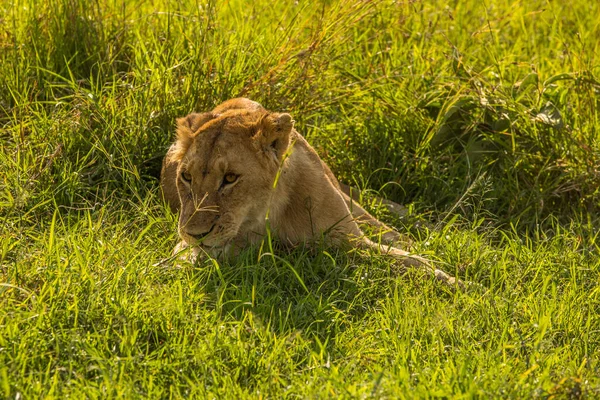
[167,108,294,251]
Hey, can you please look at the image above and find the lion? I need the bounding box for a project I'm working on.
[160,98,461,288]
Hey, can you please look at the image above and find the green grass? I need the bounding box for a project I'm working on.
[1,0,599,397]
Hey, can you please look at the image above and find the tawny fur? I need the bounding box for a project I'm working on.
[160,98,461,288]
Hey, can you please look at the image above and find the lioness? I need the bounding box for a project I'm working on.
[161,98,461,287]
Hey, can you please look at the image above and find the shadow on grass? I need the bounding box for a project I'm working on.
[184,241,454,347]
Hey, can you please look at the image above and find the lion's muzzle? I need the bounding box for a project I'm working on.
[186,224,215,241]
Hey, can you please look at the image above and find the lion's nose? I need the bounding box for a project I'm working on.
[187,224,215,240]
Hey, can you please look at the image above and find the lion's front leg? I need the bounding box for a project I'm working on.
[153,241,203,268]
[172,240,204,264]
[172,240,239,265]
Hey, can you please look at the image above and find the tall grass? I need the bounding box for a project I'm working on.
[1,0,599,397]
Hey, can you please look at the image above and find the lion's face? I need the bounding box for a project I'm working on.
[169,109,293,251]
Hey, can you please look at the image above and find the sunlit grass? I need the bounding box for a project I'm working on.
[1,0,599,397]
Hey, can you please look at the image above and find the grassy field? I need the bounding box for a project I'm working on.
[1,0,599,397]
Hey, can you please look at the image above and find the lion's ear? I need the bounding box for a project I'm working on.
[177,112,215,134]
[254,112,294,162]
[168,112,215,163]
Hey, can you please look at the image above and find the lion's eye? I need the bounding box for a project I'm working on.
[223,173,238,185]
[181,170,192,183]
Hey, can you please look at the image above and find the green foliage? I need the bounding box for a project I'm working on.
[1,0,599,397]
